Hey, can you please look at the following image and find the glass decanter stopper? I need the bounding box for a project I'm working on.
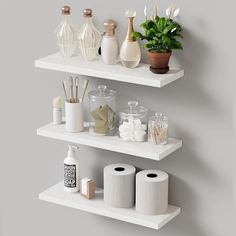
[101,20,119,65]
[120,10,141,68]
[78,9,102,61]
[55,6,77,58]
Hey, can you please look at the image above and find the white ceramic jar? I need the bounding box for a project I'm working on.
[101,20,119,65]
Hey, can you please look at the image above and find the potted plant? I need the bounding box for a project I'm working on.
[133,5,183,74]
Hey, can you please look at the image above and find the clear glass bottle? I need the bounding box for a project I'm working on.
[55,6,77,58]
[101,20,119,65]
[148,113,168,145]
[88,85,117,135]
[78,9,102,61]
[119,101,148,142]
[120,10,141,68]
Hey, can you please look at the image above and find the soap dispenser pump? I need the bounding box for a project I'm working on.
[64,144,80,193]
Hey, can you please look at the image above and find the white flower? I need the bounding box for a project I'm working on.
[153,2,159,18]
[144,5,147,19]
[173,8,180,18]
[166,4,180,19]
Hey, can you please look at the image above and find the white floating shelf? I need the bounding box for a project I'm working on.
[39,181,180,230]
[37,122,182,161]
[35,53,184,88]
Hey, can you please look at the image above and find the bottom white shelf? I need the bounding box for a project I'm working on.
[39,181,181,230]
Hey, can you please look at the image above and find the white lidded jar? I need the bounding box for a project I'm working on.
[101,20,119,65]
[64,145,80,193]
[120,10,141,68]
[55,6,77,58]
[78,9,102,61]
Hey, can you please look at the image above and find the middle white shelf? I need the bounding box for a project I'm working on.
[37,122,182,161]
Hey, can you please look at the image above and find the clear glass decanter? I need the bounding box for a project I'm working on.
[78,9,102,61]
[55,6,77,58]
[120,10,141,68]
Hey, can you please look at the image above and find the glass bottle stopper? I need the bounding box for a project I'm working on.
[62,6,71,15]
[83,8,92,17]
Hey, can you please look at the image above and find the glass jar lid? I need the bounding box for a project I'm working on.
[119,101,148,119]
[88,85,117,101]
[149,112,168,127]
[149,112,168,121]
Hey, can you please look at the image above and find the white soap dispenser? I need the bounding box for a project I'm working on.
[64,144,80,193]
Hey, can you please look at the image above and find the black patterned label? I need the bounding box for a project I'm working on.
[64,164,76,188]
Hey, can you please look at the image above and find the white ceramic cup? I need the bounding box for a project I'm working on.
[65,101,84,132]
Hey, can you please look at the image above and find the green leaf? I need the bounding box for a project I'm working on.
[132,32,145,40]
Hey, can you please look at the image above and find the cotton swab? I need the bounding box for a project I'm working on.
[70,76,74,103]
[81,80,89,102]
[62,80,68,101]
[75,77,79,103]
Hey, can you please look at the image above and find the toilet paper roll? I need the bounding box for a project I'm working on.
[104,163,136,208]
[136,170,168,215]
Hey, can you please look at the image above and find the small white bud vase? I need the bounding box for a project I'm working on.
[120,10,141,68]
[101,20,119,65]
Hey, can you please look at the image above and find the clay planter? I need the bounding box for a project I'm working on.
[147,50,172,74]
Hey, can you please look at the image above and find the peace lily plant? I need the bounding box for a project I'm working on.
[133,4,183,74]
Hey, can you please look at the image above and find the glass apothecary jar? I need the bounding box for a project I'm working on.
[88,85,117,135]
[148,113,168,145]
[119,101,148,142]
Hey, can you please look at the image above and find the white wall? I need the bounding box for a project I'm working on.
[0,0,235,236]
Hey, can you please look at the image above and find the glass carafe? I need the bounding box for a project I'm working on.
[78,9,102,61]
[119,101,148,142]
[120,10,141,68]
[55,6,77,58]
[88,85,117,135]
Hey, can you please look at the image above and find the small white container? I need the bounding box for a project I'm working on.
[101,20,119,65]
[65,101,84,132]
[53,108,62,125]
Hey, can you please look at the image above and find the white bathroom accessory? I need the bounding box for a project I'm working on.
[64,145,80,193]
[104,163,136,208]
[65,101,84,132]
[136,170,168,215]
[52,97,62,125]
[101,20,119,65]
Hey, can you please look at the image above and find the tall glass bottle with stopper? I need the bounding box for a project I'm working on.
[120,10,141,68]
[78,9,102,61]
[55,6,77,58]
[101,20,119,65]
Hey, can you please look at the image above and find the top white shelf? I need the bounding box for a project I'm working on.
[35,53,184,88]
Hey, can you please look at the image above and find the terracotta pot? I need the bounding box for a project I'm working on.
[147,50,172,74]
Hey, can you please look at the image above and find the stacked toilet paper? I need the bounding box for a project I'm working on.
[104,163,136,208]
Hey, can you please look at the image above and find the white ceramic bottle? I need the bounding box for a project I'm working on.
[120,10,141,68]
[101,20,119,65]
[64,145,80,193]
